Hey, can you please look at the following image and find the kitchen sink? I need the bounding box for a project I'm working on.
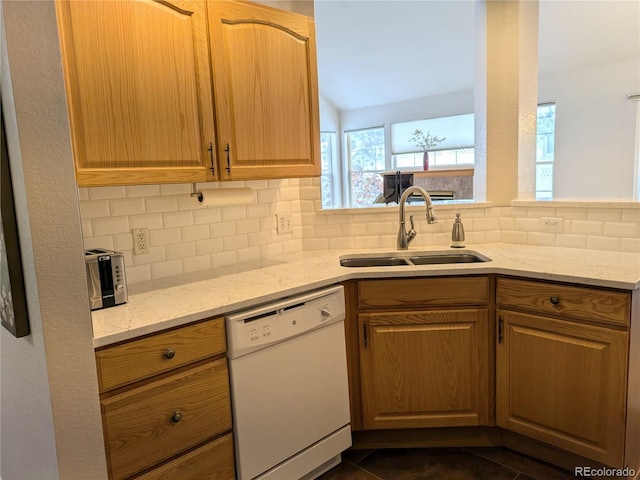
[339,256,411,267]
[409,253,490,265]
[339,251,491,267]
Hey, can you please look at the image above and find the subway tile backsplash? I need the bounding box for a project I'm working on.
[78,177,640,286]
[79,180,303,285]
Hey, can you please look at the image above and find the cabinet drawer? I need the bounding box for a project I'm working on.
[134,433,235,480]
[358,276,489,309]
[497,277,630,327]
[102,358,232,480]
[96,317,226,392]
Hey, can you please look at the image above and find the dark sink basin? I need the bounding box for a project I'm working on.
[339,256,411,267]
[409,253,490,265]
[339,251,491,267]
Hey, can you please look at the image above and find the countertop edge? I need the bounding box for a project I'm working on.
[92,244,640,348]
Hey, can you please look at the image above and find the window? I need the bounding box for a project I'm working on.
[536,103,556,200]
[394,148,475,170]
[391,114,475,173]
[319,108,555,209]
[320,132,337,209]
[345,127,385,207]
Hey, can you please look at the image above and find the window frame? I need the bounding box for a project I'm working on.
[343,126,387,208]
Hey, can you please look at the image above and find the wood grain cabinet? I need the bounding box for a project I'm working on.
[56,0,217,187]
[350,277,492,430]
[95,317,235,480]
[496,277,635,468]
[56,0,320,187]
[207,1,320,180]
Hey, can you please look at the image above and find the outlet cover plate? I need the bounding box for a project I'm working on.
[276,214,293,234]
[541,217,563,233]
[132,228,150,255]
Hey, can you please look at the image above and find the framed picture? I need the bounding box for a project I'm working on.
[1,111,30,338]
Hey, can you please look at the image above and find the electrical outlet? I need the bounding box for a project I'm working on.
[541,217,563,233]
[276,213,293,234]
[132,228,150,255]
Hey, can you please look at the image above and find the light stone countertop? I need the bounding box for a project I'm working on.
[91,243,640,348]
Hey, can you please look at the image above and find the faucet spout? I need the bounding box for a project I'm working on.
[397,186,437,250]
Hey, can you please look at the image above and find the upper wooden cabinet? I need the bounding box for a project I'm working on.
[56,0,320,187]
[56,0,217,187]
[207,1,320,180]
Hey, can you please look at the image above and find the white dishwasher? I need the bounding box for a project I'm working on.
[226,285,351,480]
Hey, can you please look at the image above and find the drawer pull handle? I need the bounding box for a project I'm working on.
[549,296,560,305]
[163,349,176,360]
[170,411,183,423]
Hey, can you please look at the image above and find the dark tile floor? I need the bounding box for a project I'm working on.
[318,447,582,480]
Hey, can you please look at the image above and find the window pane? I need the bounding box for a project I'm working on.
[393,148,474,170]
[536,104,556,199]
[350,172,383,208]
[537,104,556,162]
[536,163,554,200]
[395,152,421,169]
[457,147,475,165]
[347,127,385,207]
[432,150,456,166]
[347,128,385,172]
[320,133,333,174]
[320,131,336,208]
[321,174,333,208]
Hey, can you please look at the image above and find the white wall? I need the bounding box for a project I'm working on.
[322,57,640,203]
[319,93,340,132]
[1,7,58,478]
[539,58,640,199]
[1,1,107,478]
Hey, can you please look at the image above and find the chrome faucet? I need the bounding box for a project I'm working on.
[397,186,438,250]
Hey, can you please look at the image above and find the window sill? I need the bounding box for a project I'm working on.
[512,199,640,208]
[318,200,492,216]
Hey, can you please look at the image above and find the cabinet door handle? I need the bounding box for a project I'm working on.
[163,348,176,360]
[225,143,231,175]
[363,320,368,349]
[170,411,183,423]
[498,316,503,344]
[208,142,215,175]
[549,296,560,305]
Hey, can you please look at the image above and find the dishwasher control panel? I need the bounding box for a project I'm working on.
[226,285,346,358]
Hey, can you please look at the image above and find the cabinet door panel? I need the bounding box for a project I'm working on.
[208,1,320,179]
[360,309,489,429]
[496,310,628,467]
[57,0,216,186]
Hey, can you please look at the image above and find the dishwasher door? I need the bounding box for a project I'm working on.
[227,286,351,480]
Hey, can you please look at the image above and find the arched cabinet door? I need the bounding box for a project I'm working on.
[56,0,218,186]
[207,1,321,180]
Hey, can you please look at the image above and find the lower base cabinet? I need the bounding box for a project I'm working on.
[95,317,235,479]
[496,310,628,467]
[496,277,633,469]
[347,277,492,431]
[345,275,640,473]
[360,308,490,429]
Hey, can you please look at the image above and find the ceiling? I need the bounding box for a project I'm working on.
[314,0,640,111]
